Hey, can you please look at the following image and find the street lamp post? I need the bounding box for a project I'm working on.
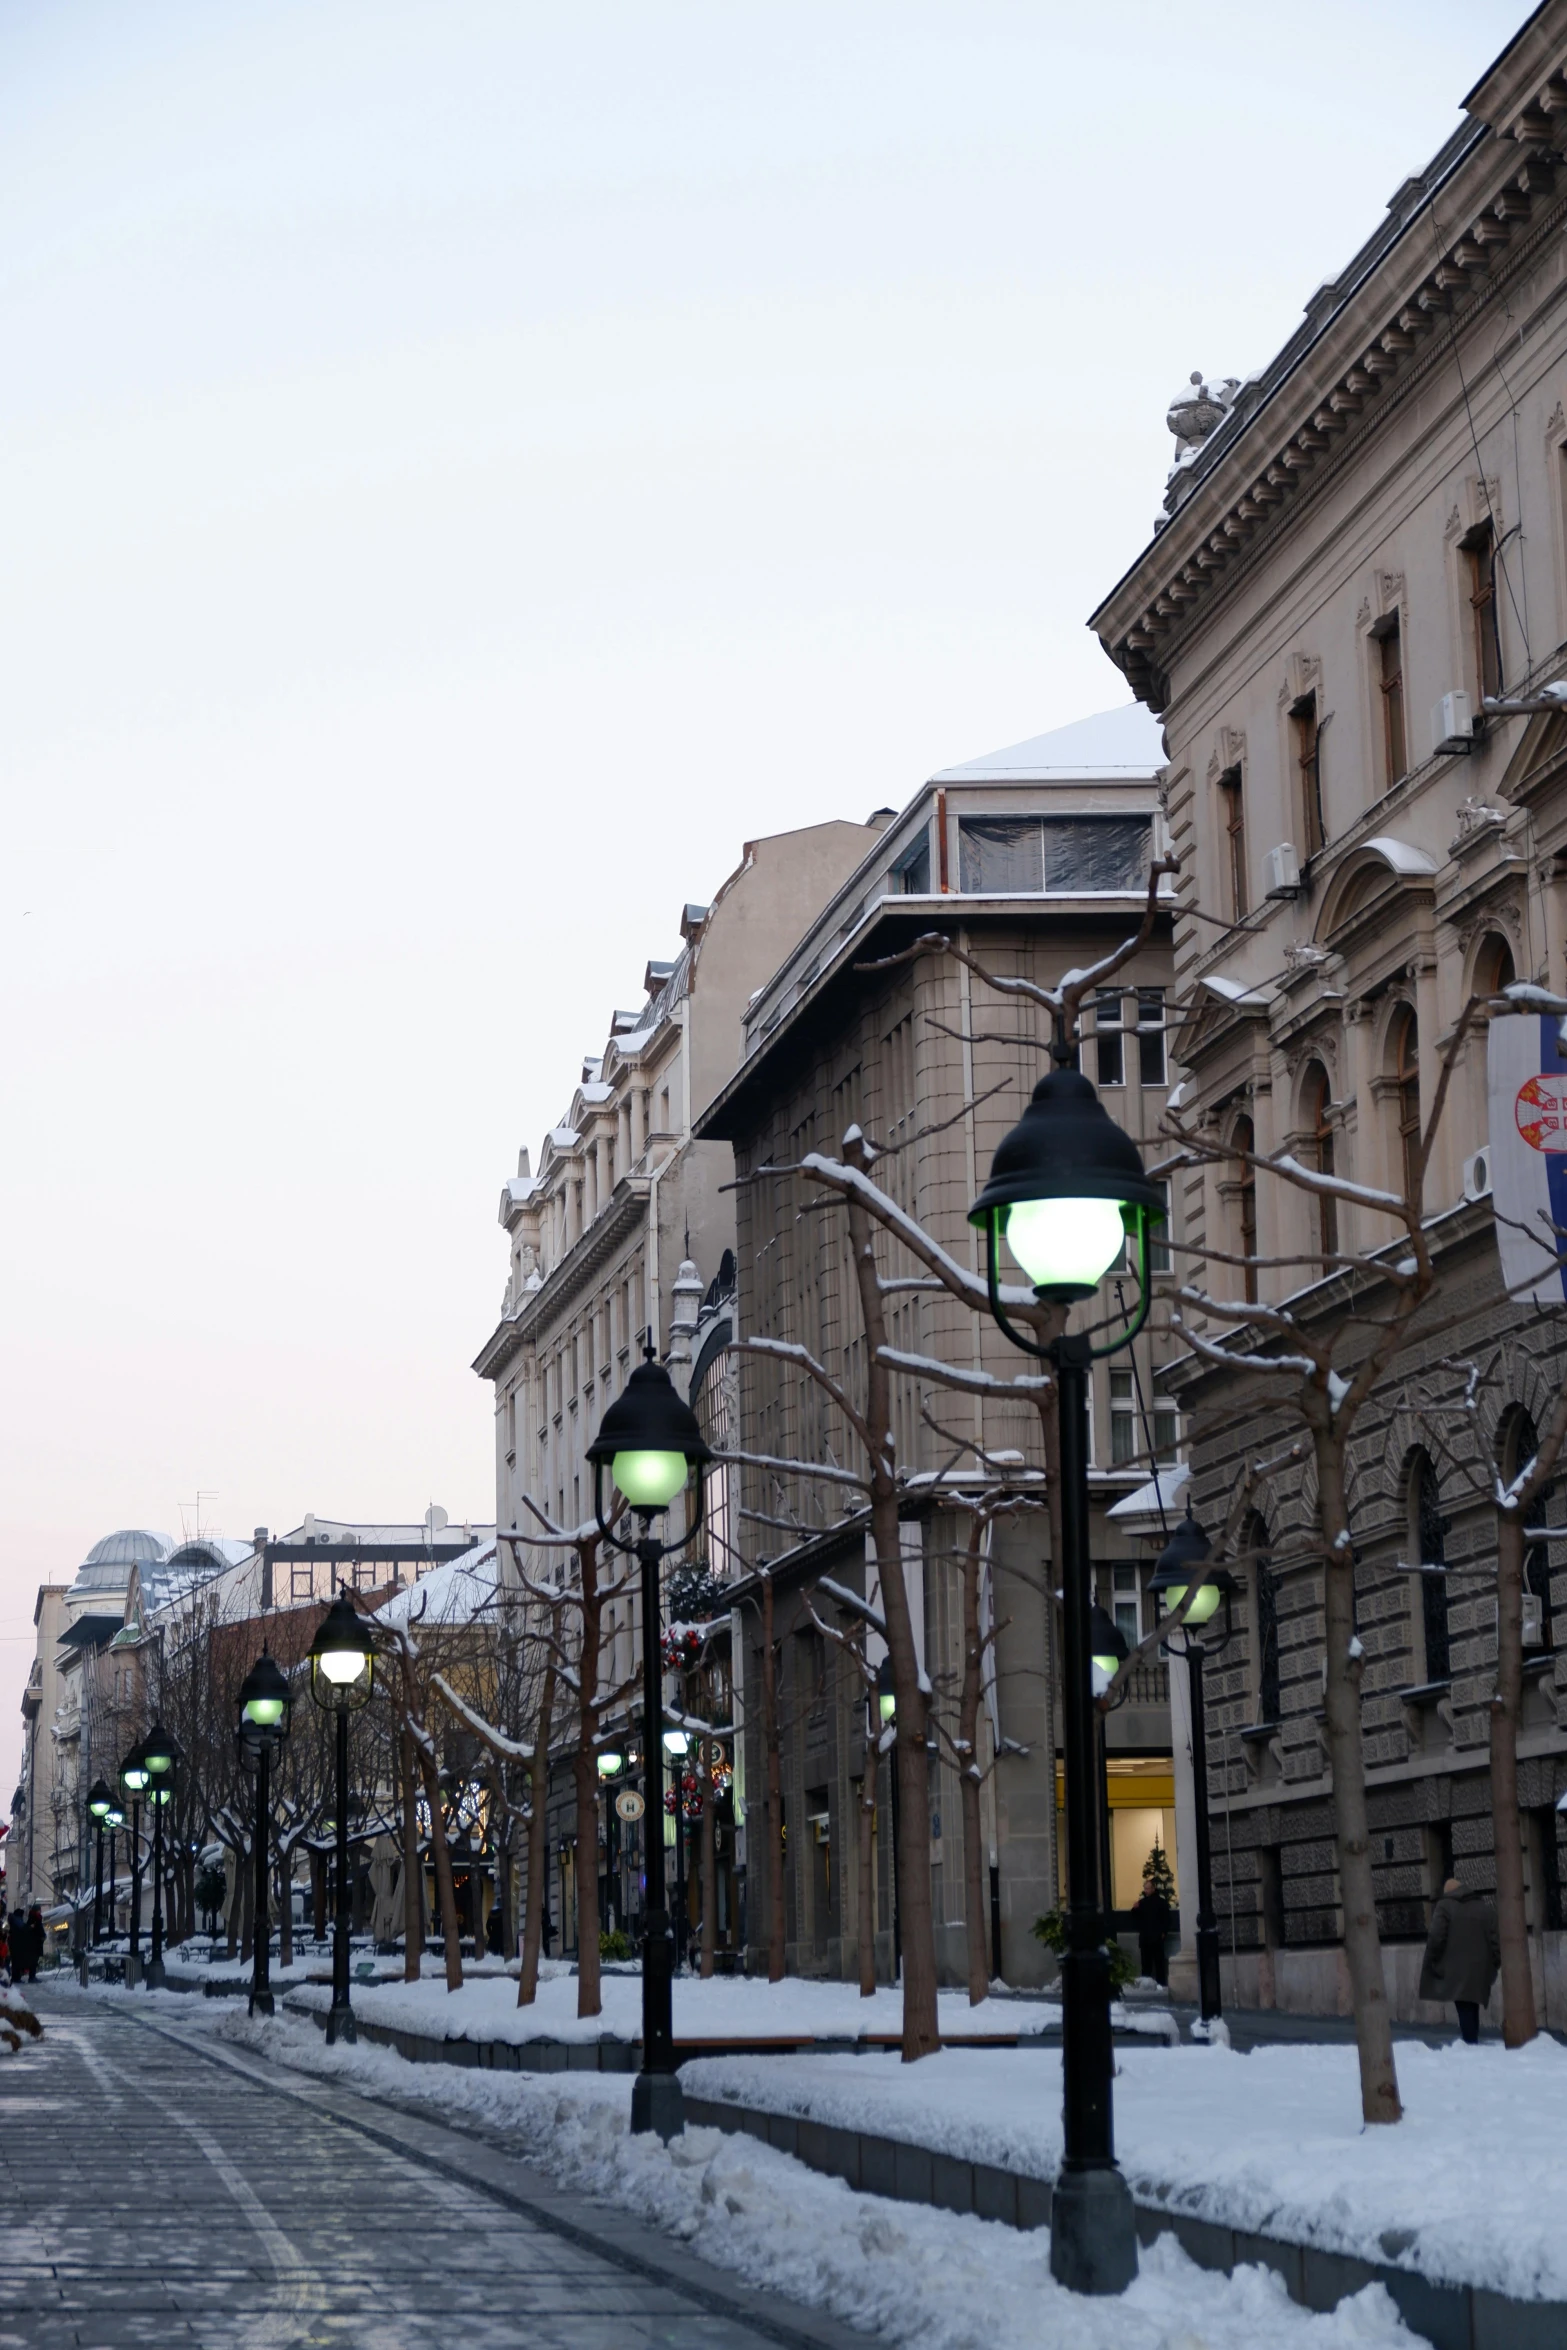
[309,1593,375,2045]
[969,1062,1165,2298]
[238,1652,293,2019]
[875,1660,901,1976]
[121,1746,148,1974]
[586,1346,713,2142]
[88,1780,113,1947]
[140,1724,181,1989]
[1149,1511,1235,2027]
[105,1804,125,1943]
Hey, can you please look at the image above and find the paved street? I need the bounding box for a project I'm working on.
[1,1995,860,2350]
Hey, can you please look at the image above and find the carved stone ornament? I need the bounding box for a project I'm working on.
[1548,401,1566,441]
[1356,596,1372,631]
[1375,569,1405,615]
[1167,371,1241,474]
[1277,652,1323,711]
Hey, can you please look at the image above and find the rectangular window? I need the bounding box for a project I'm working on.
[1291,691,1325,857]
[1149,1177,1172,1274]
[1095,990,1124,1087]
[893,835,931,893]
[1217,767,1247,917]
[1110,1371,1137,1466]
[1137,990,1166,1087]
[290,1561,315,1603]
[956,816,1153,895]
[1375,616,1406,785]
[1464,523,1501,701]
[1112,1563,1140,1649]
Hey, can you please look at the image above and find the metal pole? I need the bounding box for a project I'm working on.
[888,1740,902,1977]
[325,1707,355,2044]
[1188,1643,1222,2024]
[1049,1335,1137,2295]
[107,1826,116,1943]
[147,1799,166,1988]
[631,1530,683,2139]
[92,1822,104,1947]
[129,1801,142,1965]
[251,1742,273,2018]
[674,1765,687,1972]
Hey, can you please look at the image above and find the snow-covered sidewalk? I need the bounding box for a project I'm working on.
[281,1967,1060,2045]
[684,2035,1567,2305]
[193,1999,1419,2350]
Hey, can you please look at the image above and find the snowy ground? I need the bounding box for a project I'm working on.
[684,2036,1567,2305]
[202,2001,1417,2350]
[280,1967,1062,2045]
[155,1943,539,1991]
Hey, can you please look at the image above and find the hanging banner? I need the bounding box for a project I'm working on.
[1488,1013,1567,1304]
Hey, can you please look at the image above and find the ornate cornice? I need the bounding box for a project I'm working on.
[1091,41,1567,708]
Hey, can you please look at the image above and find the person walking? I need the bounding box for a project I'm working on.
[1419,1876,1499,2043]
[1131,1866,1173,1987]
[23,1905,44,1982]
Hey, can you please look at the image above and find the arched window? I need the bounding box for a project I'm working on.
[1408,1450,1450,1683]
[1248,1511,1280,1724]
[1389,1007,1422,1202]
[1302,1061,1337,1264]
[1473,932,1516,1001]
[1232,1113,1259,1304]
[1501,1406,1555,1654]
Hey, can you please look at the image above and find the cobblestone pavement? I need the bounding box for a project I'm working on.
[2,1993,860,2350]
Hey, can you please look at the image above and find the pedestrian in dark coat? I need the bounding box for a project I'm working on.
[1131,1869,1173,1986]
[1419,1877,1499,2042]
[23,1905,44,1981]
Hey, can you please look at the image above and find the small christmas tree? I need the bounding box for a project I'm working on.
[1143,1838,1176,1907]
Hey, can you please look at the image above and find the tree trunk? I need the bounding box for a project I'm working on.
[1318,1438,1401,2123]
[844,1133,939,2063]
[762,1571,786,1982]
[224,1850,241,1957]
[278,1842,294,1971]
[416,1744,464,1991]
[401,1729,423,1981]
[519,1661,557,2006]
[958,1517,990,2005]
[1493,1513,1537,2045]
[857,1760,878,1996]
[699,1742,717,1979]
[574,1538,605,2020]
[239,1843,254,1965]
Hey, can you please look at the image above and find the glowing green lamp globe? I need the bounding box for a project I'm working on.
[1088,1604,1129,1699]
[969,1069,1165,1304]
[1149,1510,1233,1629]
[587,1354,712,1519]
[87,1778,114,1821]
[238,1650,292,1746]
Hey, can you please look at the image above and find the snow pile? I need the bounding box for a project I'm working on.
[0,1990,42,2053]
[216,2006,1413,2350]
[685,2036,1567,2303]
[283,1968,1055,2046]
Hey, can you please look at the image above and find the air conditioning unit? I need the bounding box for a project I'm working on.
[1433,689,1475,755]
[1523,1592,1545,1648]
[1462,1147,1492,1202]
[1264,842,1302,899]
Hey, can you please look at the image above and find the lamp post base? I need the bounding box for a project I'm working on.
[249,1989,275,2019]
[324,2002,357,2047]
[1048,2163,1138,2296]
[630,2069,685,2142]
[144,1958,165,1991]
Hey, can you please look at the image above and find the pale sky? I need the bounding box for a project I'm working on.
[0,0,1526,1796]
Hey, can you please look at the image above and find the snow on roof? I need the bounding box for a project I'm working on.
[1361,835,1439,877]
[548,1125,580,1148]
[375,1540,498,1629]
[606,1027,654,1058]
[932,702,1165,783]
[579,1083,613,1104]
[1106,1463,1191,1527]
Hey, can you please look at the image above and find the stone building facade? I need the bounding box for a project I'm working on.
[1090,2,1567,2021]
[473,818,885,1955]
[694,708,1180,1987]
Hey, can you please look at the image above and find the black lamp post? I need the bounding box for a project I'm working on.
[140,1724,181,1987]
[1089,1606,1130,1936]
[969,1062,1164,2298]
[121,1745,148,1973]
[587,1345,712,2142]
[663,1728,690,1971]
[309,1593,375,2045]
[875,1658,901,1976]
[105,1804,125,1943]
[1149,1511,1235,2028]
[87,1780,113,1946]
[238,1651,292,2018]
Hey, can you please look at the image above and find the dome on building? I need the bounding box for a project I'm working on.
[68,1528,176,1601]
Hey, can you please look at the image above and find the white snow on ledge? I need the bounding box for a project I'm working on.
[682,2037,1567,2304]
